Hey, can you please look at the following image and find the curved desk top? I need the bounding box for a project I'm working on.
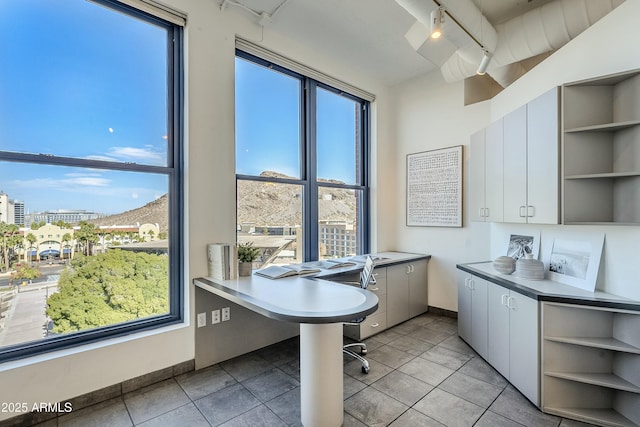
[193,252,430,324]
[193,275,379,324]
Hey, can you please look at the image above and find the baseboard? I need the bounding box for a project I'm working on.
[428,305,458,319]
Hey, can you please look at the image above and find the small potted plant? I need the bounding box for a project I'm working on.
[237,241,260,277]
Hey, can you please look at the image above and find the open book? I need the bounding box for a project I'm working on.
[304,259,356,270]
[254,264,321,279]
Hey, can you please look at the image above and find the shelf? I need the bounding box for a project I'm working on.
[545,406,638,427]
[545,371,640,393]
[544,336,640,354]
[565,120,640,133]
[564,172,640,179]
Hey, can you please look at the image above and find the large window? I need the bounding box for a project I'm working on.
[0,0,183,361]
[235,51,369,266]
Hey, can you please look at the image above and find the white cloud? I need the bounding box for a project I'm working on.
[108,146,164,163]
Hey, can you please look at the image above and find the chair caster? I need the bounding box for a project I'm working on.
[360,348,367,355]
[361,366,369,374]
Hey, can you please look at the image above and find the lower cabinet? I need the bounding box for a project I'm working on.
[387,259,429,327]
[345,259,429,340]
[459,275,540,407]
[457,270,489,359]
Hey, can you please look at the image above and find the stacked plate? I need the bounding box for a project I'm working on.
[515,256,545,280]
[493,256,516,275]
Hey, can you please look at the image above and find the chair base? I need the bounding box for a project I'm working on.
[343,343,369,374]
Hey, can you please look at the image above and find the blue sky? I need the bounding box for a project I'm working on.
[1,0,359,216]
[0,0,168,214]
[235,58,358,185]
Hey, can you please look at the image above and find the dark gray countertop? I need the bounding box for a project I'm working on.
[458,262,640,312]
[194,251,430,324]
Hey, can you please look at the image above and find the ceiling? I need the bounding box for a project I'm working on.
[220,0,610,87]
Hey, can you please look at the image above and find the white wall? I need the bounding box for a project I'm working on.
[490,0,640,301]
[390,0,640,309]
[391,72,491,311]
[0,0,393,419]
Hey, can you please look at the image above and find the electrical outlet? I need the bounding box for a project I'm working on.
[197,312,206,328]
[222,307,230,321]
[212,309,220,324]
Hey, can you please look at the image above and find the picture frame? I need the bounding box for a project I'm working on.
[546,234,605,292]
[406,145,463,227]
[506,230,540,261]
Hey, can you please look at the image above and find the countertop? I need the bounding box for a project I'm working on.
[194,251,430,324]
[458,261,640,311]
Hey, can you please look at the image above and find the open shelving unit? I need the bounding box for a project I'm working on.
[562,69,640,225]
[542,302,640,427]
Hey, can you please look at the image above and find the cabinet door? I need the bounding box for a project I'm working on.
[469,129,486,222]
[527,87,560,225]
[488,282,510,378]
[503,105,528,223]
[485,118,504,222]
[386,264,409,327]
[457,271,472,344]
[408,260,428,317]
[470,276,489,359]
[508,291,540,406]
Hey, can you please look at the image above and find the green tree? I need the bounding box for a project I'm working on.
[0,223,20,272]
[11,264,41,282]
[61,232,72,260]
[25,233,37,262]
[46,250,169,333]
[75,221,98,256]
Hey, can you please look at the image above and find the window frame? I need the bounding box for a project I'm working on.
[0,0,184,362]
[235,50,370,261]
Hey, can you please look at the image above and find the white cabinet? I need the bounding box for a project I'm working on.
[487,281,540,406]
[387,259,429,327]
[503,88,560,224]
[470,118,504,222]
[457,271,488,359]
[345,259,428,339]
[562,69,640,224]
[542,302,640,426]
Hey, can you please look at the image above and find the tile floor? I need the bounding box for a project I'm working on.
[42,313,593,426]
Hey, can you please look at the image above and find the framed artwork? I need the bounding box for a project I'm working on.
[506,231,540,261]
[406,145,463,227]
[546,234,605,292]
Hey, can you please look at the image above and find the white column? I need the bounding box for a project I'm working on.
[299,323,343,427]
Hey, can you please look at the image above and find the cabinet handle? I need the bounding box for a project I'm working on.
[479,208,484,218]
[501,294,508,306]
[469,279,475,290]
[370,323,380,328]
[527,205,535,218]
[519,206,526,217]
[410,264,415,273]
[507,296,516,309]
[485,208,489,218]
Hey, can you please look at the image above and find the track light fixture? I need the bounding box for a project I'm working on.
[430,7,444,39]
[476,49,491,75]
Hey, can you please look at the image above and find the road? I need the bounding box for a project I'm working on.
[0,263,66,288]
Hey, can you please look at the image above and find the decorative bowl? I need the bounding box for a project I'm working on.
[515,254,545,280]
[493,256,516,275]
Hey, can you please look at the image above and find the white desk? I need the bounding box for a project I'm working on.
[193,251,427,427]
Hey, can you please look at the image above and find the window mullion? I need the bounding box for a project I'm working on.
[305,79,318,262]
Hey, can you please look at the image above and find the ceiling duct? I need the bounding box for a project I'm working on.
[398,0,623,87]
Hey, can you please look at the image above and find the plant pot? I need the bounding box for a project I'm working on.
[238,261,253,277]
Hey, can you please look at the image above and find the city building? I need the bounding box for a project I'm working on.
[27,209,106,226]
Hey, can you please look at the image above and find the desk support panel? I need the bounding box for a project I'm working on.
[300,323,343,427]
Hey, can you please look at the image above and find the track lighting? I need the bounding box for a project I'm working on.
[430,7,444,39]
[476,49,491,75]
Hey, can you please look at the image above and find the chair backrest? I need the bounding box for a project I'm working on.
[359,255,376,289]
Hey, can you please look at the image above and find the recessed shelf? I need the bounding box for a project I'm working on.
[544,336,640,354]
[545,406,638,427]
[565,120,640,133]
[564,172,640,179]
[545,371,640,393]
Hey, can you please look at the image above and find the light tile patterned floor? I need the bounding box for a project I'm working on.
[45,313,594,426]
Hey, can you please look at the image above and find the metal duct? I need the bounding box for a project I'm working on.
[440,0,623,84]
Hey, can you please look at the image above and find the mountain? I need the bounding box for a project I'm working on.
[89,194,169,232]
[237,171,357,226]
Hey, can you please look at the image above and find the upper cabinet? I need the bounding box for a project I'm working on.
[469,118,504,222]
[562,69,640,225]
[504,88,560,224]
[470,87,560,224]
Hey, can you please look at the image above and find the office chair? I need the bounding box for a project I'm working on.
[343,255,375,374]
